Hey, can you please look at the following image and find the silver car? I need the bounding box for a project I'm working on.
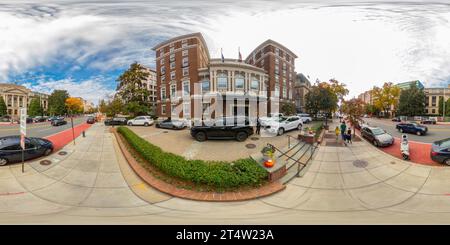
[361,126,394,147]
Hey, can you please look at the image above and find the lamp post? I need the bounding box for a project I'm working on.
[444,86,447,121]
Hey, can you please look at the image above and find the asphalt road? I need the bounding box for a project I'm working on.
[0,117,87,138]
[361,117,450,143]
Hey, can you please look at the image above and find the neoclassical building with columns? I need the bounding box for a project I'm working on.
[152,32,298,121]
[0,83,49,119]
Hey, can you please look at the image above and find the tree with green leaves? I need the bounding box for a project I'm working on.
[397,84,426,116]
[305,85,338,125]
[0,96,7,117]
[280,102,296,116]
[28,97,43,117]
[48,90,69,116]
[116,62,151,116]
[106,97,124,117]
[365,104,380,116]
[438,96,450,116]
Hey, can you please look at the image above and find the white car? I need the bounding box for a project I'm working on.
[259,113,284,126]
[264,116,303,135]
[127,116,154,126]
[297,113,312,123]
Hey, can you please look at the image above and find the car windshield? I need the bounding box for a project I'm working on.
[372,128,385,135]
[436,138,450,148]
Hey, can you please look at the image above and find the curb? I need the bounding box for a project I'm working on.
[111,128,286,202]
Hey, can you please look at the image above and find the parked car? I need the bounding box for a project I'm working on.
[421,117,437,124]
[392,117,401,122]
[0,136,53,166]
[127,116,154,126]
[51,118,67,126]
[259,113,284,126]
[47,116,58,121]
[155,118,186,129]
[86,116,96,124]
[361,126,394,147]
[396,122,428,136]
[263,116,303,136]
[297,113,312,123]
[190,123,254,142]
[33,116,46,123]
[104,117,128,126]
[431,138,450,165]
[26,117,33,124]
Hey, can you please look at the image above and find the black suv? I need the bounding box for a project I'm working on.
[190,118,254,142]
[396,122,428,136]
[104,117,128,126]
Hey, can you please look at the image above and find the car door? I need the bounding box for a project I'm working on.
[24,139,40,160]
[287,117,299,130]
[1,144,22,162]
[134,117,143,125]
[366,129,375,141]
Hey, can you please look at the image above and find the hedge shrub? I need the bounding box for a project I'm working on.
[117,127,267,189]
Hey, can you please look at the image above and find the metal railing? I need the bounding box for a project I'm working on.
[266,135,319,178]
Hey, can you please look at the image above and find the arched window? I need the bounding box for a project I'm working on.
[235,74,244,89]
[251,76,259,90]
[217,72,228,89]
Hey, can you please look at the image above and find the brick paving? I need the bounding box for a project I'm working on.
[112,128,285,201]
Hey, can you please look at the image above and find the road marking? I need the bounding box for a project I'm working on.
[0,191,26,196]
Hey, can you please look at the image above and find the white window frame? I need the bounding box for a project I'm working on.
[251,77,259,90]
[182,57,189,67]
[217,73,228,89]
[202,80,210,93]
[161,104,166,114]
[170,84,177,98]
[182,50,188,56]
[183,67,189,76]
[161,87,166,100]
[182,80,190,96]
[170,62,175,69]
[170,54,175,62]
[235,74,245,89]
[170,71,176,80]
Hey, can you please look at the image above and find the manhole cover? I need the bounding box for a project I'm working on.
[40,160,52,165]
[353,160,368,168]
[250,137,259,141]
[58,151,67,156]
[245,143,256,149]
[163,131,168,133]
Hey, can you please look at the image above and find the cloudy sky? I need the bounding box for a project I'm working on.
[1,0,450,104]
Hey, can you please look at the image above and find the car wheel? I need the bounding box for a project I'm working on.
[444,158,450,166]
[128,122,133,126]
[297,124,302,130]
[277,128,285,136]
[195,132,207,142]
[0,157,8,166]
[144,122,149,127]
[373,140,378,147]
[236,131,248,142]
[44,148,52,156]
[416,131,422,136]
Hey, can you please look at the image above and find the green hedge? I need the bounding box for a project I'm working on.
[117,127,267,189]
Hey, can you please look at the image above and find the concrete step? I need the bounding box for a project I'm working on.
[279,170,298,185]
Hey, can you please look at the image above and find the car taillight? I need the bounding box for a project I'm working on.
[431,151,438,156]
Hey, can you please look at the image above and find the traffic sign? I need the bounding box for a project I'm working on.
[20,108,27,150]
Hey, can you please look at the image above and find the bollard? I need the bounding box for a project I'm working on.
[82,131,85,137]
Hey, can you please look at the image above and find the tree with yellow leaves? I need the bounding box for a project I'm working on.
[371,82,401,118]
[65,97,84,114]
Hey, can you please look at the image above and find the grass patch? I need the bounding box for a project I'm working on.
[117,126,268,191]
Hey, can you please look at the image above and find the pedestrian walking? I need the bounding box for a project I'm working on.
[340,122,347,141]
[346,129,353,144]
[256,117,261,135]
[334,126,340,141]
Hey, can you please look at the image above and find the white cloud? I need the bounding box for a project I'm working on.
[22,77,115,105]
[1,0,449,99]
